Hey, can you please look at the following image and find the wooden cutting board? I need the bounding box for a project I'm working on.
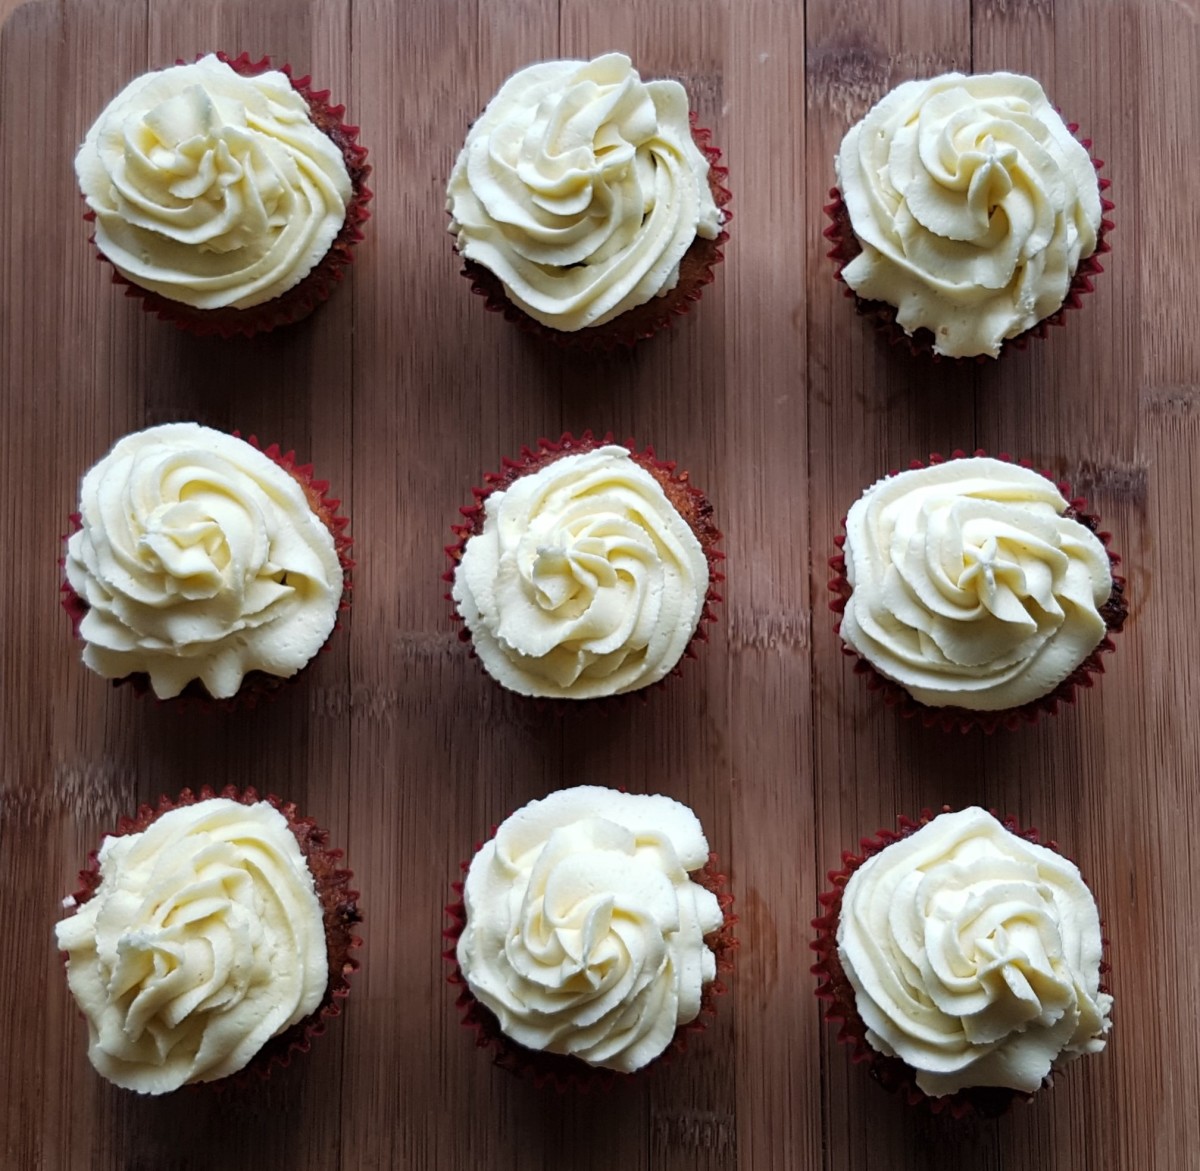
[2,0,1197,1167]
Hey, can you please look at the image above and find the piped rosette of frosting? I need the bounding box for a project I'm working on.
[825,71,1112,360]
[447,54,730,348]
[811,807,1111,1117]
[445,433,723,700]
[56,787,361,1094]
[61,423,352,707]
[829,452,1126,731]
[77,52,371,336]
[445,786,736,1086]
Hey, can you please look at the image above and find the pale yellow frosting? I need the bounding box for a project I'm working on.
[55,799,328,1094]
[447,53,721,331]
[451,446,709,698]
[65,423,343,699]
[839,458,1111,711]
[457,786,723,1073]
[836,72,1102,358]
[76,54,352,310]
[837,807,1112,1096]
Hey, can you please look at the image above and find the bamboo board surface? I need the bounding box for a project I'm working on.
[2,0,1198,1167]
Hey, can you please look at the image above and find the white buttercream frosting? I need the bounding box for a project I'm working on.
[452,445,709,698]
[65,423,343,699]
[457,786,723,1072]
[55,799,328,1094]
[837,807,1112,1096]
[835,72,1102,358]
[839,458,1112,711]
[77,54,352,310]
[447,53,721,331]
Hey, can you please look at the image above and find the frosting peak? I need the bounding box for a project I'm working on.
[835,72,1102,357]
[447,54,720,330]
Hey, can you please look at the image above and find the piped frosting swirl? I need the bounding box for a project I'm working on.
[457,786,723,1073]
[55,799,328,1094]
[837,807,1112,1096]
[447,53,721,331]
[76,54,352,310]
[835,72,1102,358]
[839,457,1112,711]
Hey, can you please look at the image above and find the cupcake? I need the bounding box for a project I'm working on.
[446,53,730,348]
[830,453,1126,731]
[61,423,352,706]
[446,786,734,1085]
[77,52,372,336]
[827,72,1112,359]
[55,787,361,1094]
[811,807,1112,1116]
[445,433,723,699]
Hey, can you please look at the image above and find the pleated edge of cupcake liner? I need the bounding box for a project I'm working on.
[82,50,373,339]
[58,430,354,713]
[822,123,1114,363]
[58,784,363,1094]
[826,449,1128,734]
[808,806,1112,1121]
[454,113,731,352]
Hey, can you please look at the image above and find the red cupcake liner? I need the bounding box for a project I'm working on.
[60,431,354,712]
[443,430,724,702]
[458,114,731,351]
[828,450,1127,733]
[810,807,1111,1119]
[444,841,736,1091]
[60,785,363,1090]
[84,51,372,338]
[824,124,1113,362]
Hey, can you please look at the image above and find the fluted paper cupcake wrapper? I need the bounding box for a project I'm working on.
[444,848,736,1092]
[60,433,354,712]
[444,430,724,704]
[823,124,1113,363]
[457,115,731,351]
[828,450,1127,734]
[84,51,373,338]
[809,808,1111,1120]
[60,785,363,1091]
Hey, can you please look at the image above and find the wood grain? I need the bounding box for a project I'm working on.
[1,0,1197,1167]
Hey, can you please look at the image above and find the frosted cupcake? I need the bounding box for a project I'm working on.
[446,786,734,1085]
[62,423,352,706]
[447,53,730,348]
[56,788,361,1094]
[812,807,1112,1116]
[826,72,1111,359]
[830,453,1126,730]
[77,52,372,336]
[446,433,723,699]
